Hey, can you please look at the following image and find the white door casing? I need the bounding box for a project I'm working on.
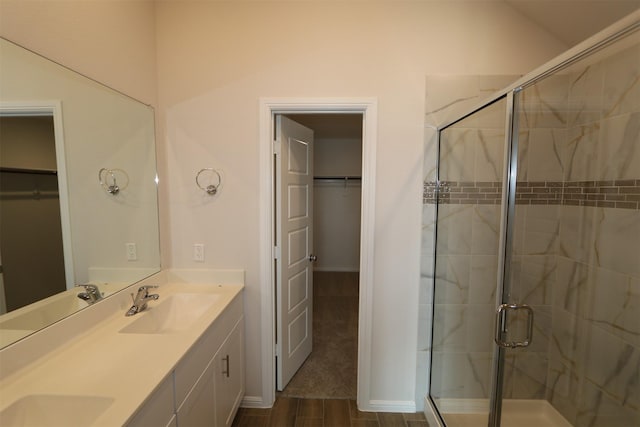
[275,115,314,391]
[257,98,377,411]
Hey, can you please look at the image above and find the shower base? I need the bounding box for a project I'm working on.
[425,398,572,427]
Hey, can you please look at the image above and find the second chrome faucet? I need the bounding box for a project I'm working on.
[76,284,103,304]
[126,285,159,316]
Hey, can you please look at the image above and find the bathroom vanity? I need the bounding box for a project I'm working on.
[0,270,245,427]
[0,38,246,427]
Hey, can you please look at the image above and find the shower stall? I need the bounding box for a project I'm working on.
[425,12,639,427]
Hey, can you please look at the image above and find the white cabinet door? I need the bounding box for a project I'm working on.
[176,360,216,427]
[127,376,175,427]
[214,317,245,427]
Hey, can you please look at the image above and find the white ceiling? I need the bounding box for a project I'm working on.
[504,0,639,47]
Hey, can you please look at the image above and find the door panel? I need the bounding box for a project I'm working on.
[288,310,309,354]
[275,115,314,391]
[288,228,308,266]
[288,270,308,311]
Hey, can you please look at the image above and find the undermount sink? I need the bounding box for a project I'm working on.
[119,293,221,334]
[0,395,114,427]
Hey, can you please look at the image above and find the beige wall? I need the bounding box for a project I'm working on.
[0,0,571,410]
[155,1,567,405]
[0,0,157,106]
[314,137,363,272]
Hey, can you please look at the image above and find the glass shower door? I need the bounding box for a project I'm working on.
[430,96,509,426]
[500,27,640,426]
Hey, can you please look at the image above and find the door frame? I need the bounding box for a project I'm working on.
[259,98,377,409]
[0,101,75,291]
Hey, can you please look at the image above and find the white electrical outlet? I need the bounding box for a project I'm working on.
[126,243,137,261]
[194,243,205,262]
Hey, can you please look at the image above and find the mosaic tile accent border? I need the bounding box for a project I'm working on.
[423,179,640,209]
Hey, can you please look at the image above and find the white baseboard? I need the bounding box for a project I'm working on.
[240,395,272,409]
[364,400,416,413]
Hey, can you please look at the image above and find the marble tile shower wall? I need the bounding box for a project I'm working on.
[520,41,640,427]
[423,40,639,426]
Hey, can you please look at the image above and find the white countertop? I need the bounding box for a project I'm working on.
[0,275,244,427]
[0,282,129,349]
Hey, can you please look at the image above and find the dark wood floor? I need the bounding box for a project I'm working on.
[233,273,429,426]
[232,397,430,427]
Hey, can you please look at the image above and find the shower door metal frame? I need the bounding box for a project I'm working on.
[487,88,518,427]
[427,118,444,427]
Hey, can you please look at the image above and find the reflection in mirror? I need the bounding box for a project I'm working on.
[0,37,161,348]
[1,114,68,311]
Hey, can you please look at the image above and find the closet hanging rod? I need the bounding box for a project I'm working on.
[0,167,57,175]
[313,176,361,180]
[0,189,59,199]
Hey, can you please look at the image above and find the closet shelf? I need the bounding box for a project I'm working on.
[313,176,361,180]
[0,167,57,175]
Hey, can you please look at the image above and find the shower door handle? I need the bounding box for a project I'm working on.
[494,303,534,348]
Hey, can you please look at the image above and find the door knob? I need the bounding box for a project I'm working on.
[309,254,317,262]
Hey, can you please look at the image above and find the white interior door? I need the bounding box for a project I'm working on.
[275,115,315,391]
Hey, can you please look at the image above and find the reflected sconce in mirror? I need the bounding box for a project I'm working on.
[196,168,222,195]
[98,168,129,195]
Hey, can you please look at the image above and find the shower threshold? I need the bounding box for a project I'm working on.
[430,399,572,427]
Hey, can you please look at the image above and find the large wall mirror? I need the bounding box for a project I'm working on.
[0,38,161,348]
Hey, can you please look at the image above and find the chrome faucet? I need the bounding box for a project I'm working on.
[76,284,103,304]
[126,285,159,316]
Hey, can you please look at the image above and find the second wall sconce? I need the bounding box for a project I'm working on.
[196,168,222,195]
[99,168,129,195]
